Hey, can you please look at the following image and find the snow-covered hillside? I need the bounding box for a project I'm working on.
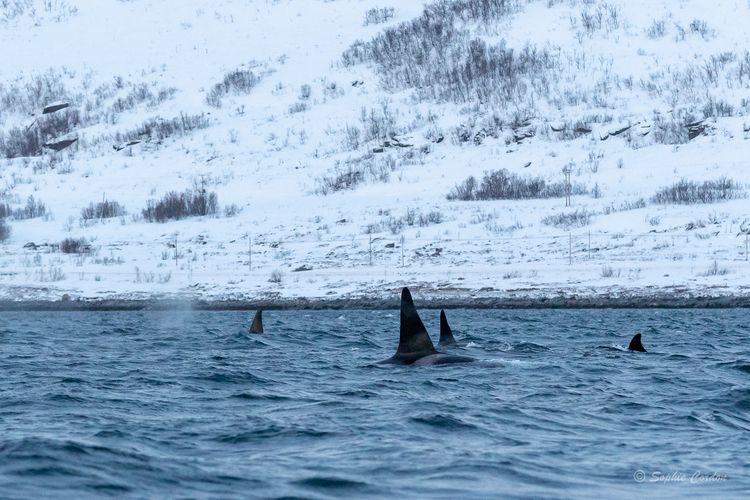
[1,0,749,305]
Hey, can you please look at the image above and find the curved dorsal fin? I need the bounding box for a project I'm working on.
[628,333,646,352]
[439,310,458,346]
[395,288,437,360]
[249,310,263,334]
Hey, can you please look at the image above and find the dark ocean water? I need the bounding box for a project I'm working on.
[0,309,748,499]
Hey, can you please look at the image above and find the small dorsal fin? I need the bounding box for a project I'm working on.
[438,310,457,346]
[249,310,263,334]
[628,333,646,352]
[386,287,437,364]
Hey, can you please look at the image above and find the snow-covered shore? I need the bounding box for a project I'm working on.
[1,0,750,307]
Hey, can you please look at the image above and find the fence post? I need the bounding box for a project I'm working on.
[569,232,572,265]
[401,235,405,267]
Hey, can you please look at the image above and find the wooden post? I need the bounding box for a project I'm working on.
[401,235,405,267]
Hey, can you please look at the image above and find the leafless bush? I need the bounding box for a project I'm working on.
[114,112,209,144]
[206,68,259,108]
[541,208,593,230]
[645,19,666,39]
[447,169,587,201]
[269,269,284,283]
[81,200,126,220]
[689,19,713,39]
[697,260,729,277]
[650,177,743,205]
[0,218,10,242]
[314,153,398,195]
[363,6,395,26]
[60,237,88,254]
[142,187,218,222]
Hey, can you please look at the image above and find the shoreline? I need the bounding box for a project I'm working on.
[2,292,750,311]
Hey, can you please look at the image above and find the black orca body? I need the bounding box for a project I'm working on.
[438,310,458,347]
[628,333,646,352]
[249,310,263,334]
[378,288,475,366]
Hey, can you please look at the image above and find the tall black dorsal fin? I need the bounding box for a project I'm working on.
[628,333,646,352]
[249,310,263,334]
[439,310,457,346]
[391,287,437,363]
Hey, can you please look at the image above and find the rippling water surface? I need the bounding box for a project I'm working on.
[0,309,748,499]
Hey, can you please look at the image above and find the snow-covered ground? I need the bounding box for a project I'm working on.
[1,0,749,305]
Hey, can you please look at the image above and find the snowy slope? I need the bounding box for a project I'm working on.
[0,0,749,305]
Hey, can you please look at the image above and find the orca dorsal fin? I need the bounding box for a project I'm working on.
[628,333,646,352]
[439,310,458,346]
[395,288,438,361]
[249,310,263,334]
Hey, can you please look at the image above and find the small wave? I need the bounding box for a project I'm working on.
[411,413,476,430]
[465,341,480,348]
[717,361,750,374]
[294,476,369,490]
[47,394,87,403]
[58,378,87,384]
[215,426,331,443]
[200,371,270,385]
[230,392,290,401]
[513,342,549,353]
[478,358,533,368]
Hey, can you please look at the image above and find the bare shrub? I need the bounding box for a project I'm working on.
[650,177,743,205]
[645,19,666,39]
[114,112,209,144]
[447,169,586,201]
[541,208,593,230]
[341,2,553,107]
[142,187,218,223]
[314,153,398,195]
[0,218,10,243]
[601,265,614,278]
[206,68,259,108]
[81,200,126,220]
[60,237,88,254]
[363,6,395,26]
[689,19,713,39]
[269,269,284,283]
[698,260,729,277]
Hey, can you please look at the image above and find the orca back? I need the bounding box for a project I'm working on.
[438,310,458,346]
[379,288,438,364]
[249,310,263,334]
[628,333,646,352]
